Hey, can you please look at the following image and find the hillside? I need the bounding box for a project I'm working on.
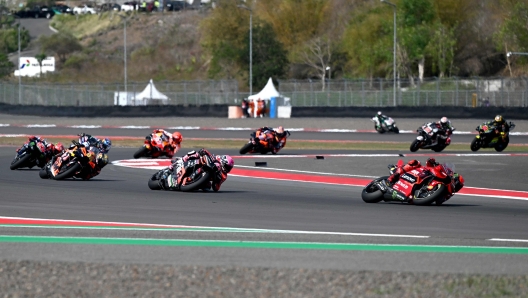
[47,11,207,83]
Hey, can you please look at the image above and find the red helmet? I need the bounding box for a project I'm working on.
[55,142,65,152]
[172,132,182,143]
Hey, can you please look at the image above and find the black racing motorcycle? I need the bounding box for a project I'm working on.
[148,153,218,192]
[470,122,515,152]
[10,137,49,170]
[410,123,453,152]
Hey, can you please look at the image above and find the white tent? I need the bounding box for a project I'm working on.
[133,79,169,105]
[248,77,280,101]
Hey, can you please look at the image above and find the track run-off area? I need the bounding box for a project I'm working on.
[1,117,528,276]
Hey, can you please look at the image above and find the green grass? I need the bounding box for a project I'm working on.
[3,137,528,152]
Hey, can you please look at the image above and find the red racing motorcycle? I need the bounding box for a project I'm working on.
[361,160,464,206]
[134,132,172,159]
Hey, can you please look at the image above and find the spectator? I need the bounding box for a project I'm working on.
[241,99,250,118]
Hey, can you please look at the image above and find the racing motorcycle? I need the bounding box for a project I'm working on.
[133,132,172,159]
[148,153,218,192]
[361,160,464,206]
[371,117,399,134]
[10,137,50,170]
[410,123,453,152]
[40,141,97,180]
[239,130,290,155]
[470,122,515,152]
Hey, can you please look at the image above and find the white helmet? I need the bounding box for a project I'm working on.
[440,117,448,124]
[377,111,382,116]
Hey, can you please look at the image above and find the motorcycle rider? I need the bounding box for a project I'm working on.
[151,129,182,158]
[373,111,389,126]
[254,126,276,150]
[78,133,112,154]
[75,147,109,180]
[19,136,65,167]
[273,126,288,151]
[386,157,463,198]
[162,148,234,192]
[483,115,510,140]
[422,117,454,145]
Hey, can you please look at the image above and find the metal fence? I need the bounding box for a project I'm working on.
[2,77,528,107]
[0,80,240,106]
[277,77,528,107]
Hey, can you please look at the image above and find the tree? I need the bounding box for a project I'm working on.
[0,52,13,78]
[239,22,289,91]
[35,53,47,77]
[39,32,83,64]
[425,22,456,77]
[296,37,333,91]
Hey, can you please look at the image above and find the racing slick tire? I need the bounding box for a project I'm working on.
[413,184,445,206]
[133,147,149,159]
[53,163,82,180]
[39,167,50,179]
[410,139,421,152]
[361,177,388,203]
[432,144,446,152]
[470,137,481,152]
[494,137,509,152]
[180,171,211,192]
[148,178,162,190]
[393,127,399,134]
[239,143,253,154]
[10,153,32,170]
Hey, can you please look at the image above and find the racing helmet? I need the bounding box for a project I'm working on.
[426,157,437,167]
[55,142,64,153]
[97,153,109,168]
[377,111,382,116]
[102,138,112,152]
[172,132,183,143]
[494,115,504,124]
[440,117,448,124]
[276,126,285,137]
[220,155,234,173]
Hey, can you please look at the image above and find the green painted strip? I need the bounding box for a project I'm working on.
[1,235,528,254]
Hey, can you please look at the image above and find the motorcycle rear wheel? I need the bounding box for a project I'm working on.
[180,171,211,192]
[361,177,387,203]
[470,137,481,152]
[10,153,32,170]
[133,147,149,159]
[410,139,421,152]
[239,143,253,154]
[413,184,445,206]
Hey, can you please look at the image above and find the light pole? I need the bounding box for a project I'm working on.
[119,15,128,96]
[381,0,397,106]
[237,4,252,96]
[326,66,331,91]
[17,19,21,104]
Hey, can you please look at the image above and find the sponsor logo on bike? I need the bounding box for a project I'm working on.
[401,173,417,183]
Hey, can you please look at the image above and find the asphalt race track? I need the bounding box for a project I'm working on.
[1,130,528,275]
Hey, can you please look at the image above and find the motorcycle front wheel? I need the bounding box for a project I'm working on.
[495,137,509,152]
[239,143,253,154]
[410,139,421,152]
[470,137,481,152]
[133,146,149,159]
[392,127,399,134]
[39,167,50,179]
[361,177,387,203]
[148,178,162,190]
[10,153,32,170]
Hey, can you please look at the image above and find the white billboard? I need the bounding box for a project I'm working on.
[14,57,55,77]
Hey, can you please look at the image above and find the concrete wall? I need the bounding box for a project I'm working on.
[1,103,527,119]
